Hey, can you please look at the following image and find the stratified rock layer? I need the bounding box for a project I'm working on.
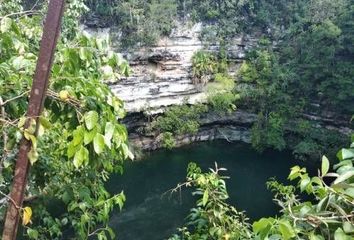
[86,22,256,112]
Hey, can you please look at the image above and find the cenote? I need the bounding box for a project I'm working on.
[106,141,316,240]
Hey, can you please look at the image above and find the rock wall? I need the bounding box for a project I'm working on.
[124,110,257,150]
[83,22,257,113]
[82,23,352,152]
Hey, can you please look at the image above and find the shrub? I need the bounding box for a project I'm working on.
[161,132,176,150]
[208,92,238,114]
[171,139,354,240]
[191,51,218,85]
[155,104,208,136]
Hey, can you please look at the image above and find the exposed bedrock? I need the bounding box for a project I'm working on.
[83,22,257,113]
[83,22,352,151]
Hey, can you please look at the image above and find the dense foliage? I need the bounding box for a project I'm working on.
[154,50,239,149]
[85,0,178,48]
[152,104,208,149]
[1,0,353,239]
[0,1,132,239]
[237,0,354,156]
[169,163,252,240]
[84,0,255,48]
[171,139,354,239]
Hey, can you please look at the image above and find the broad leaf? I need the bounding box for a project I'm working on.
[104,122,115,148]
[73,146,89,169]
[278,220,296,240]
[300,177,310,192]
[334,228,351,240]
[84,127,97,145]
[93,134,105,154]
[337,149,354,161]
[334,170,354,185]
[321,155,330,176]
[28,148,39,165]
[84,111,99,130]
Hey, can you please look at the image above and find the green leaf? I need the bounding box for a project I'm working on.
[67,142,80,158]
[253,218,273,238]
[311,176,323,186]
[93,134,105,154]
[114,193,125,210]
[337,149,354,161]
[27,228,39,239]
[300,177,310,192]
[321,155,330,176]
[345,188,354,198]
[39,116,51,129]
[17,117,26,129]
[288,166,305,180]
[309,232,324,240]
[334,228,351,240]
[120,61,130,77]
[84,127,97,145]
[202,189,209,206]
[278,220,296,240]
[316,196,329,212]
[79,47,88,60]
[84,111,99,130]
[121,143,133,160]
[72,126,84,146]
[73,146,89,169]
[334,160,353,170]
[343,222,354,234]
[104,122,115,148]
[334,170,354,185]
[28,147,39,165]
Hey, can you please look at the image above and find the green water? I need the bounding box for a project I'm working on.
[107,141,315,240]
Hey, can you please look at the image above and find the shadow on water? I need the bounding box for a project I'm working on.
[106,140,317,240]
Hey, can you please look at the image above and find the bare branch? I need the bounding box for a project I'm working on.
[0,91,30,106]
[0,10,41,19]
[0,96,8,175]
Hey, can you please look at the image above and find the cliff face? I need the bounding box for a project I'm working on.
[83,22,257,113]
[123,110,257,150]
[82,23,352,151]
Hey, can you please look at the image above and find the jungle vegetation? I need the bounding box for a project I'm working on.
[0,0,353,239]
[129,0,354,159]
[169,139,354,240]
[1,0,131,238]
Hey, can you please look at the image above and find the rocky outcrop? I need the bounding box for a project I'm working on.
[130,125,252,151]
[83,23,352,152]
[124,110,257,150]
[83,22,256,113]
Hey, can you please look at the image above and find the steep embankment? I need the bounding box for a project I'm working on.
[82,21,352,152]
[82,21,260,149]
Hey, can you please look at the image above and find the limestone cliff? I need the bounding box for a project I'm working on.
[83,22,256,113]
[82,22,352,151]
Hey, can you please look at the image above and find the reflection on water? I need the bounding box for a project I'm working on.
[107,141,315,240]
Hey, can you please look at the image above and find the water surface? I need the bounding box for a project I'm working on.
[107,141,315,240]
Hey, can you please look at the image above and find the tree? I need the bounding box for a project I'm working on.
[171,137,354,239]
[0,1,131,238]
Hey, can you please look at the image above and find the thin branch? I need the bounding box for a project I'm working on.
[0,10,40,19]
[0,190,20,209]
[0,96,7,175]
[0,118,19,128]
[88,227,108,237]
[30,0,42,11]
[1,91,29,106]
